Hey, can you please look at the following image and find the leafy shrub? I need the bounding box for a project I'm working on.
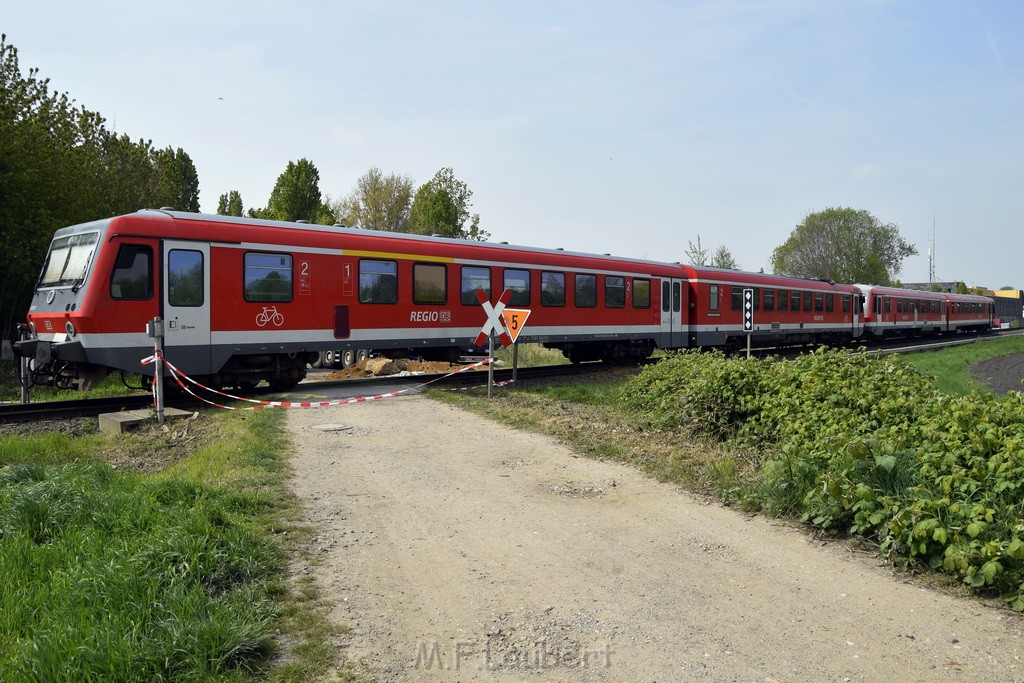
[622,348,1024,609]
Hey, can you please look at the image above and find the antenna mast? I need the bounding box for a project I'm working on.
[928,215,936,283]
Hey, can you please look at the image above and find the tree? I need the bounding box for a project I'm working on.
[153,147,200,212]
[710,246,740,270]
[217,191,244,216]
[770,207,917,285]
[684,236,709,266]
[253,158,333,224]
[337,167,413,230]
[408,167,487,240]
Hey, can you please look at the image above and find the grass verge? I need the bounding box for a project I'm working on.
[0,408,343,681]
[900,333,1024,394]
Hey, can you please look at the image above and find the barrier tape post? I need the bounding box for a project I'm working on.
[146,317,165,425]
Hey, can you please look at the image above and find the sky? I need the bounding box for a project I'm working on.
[4,0,1023,288]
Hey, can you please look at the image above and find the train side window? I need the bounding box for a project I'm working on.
[541,271,566,307]
[813,292,823,312]
[413,263,446,304]
[244,252,292,302]
[778,289,788,312]
[896,298,904,313]
[709,284,719,311]
[575,274,597,308]
[633,278,650,308]
[825,294,834,312]
[110,244,153,300]
[802,291,812,312]
[731,286,743,311]
[605,276,625,308]
[168,249,204,307]
[461,266,490,304]
[763,288,774,312]
[884,297,891,314]
[662,281,671,312]
[842,295,850,313]
[790,290,800,312]
[504,269,531,306]
[358,259,397,304]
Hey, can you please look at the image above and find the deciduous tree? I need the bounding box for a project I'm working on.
[408,167,487,240]
[217,190,244,216]
[337,167,413,230]
[770,207,917,285]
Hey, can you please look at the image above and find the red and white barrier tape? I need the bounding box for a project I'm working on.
[140,352,512,411]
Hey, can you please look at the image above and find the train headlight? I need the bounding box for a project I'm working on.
[65,322,76,337]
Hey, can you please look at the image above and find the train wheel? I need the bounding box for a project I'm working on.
[310,352,325,369]
[342,349,356,368]
[356,349,369,364]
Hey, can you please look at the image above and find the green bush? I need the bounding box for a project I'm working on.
[623,348,1024,609]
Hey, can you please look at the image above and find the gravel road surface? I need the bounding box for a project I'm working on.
[287,395,1024,682]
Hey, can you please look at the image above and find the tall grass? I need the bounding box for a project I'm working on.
[0,411,301,681]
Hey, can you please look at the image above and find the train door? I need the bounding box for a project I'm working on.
[660,278,686,349]
[162,241,212,374]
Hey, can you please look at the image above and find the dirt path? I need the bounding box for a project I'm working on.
[287,396,1024,681]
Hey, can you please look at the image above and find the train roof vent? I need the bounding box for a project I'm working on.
[432,233,443,238]
[296,219,309,224]
[159,206,175,211]
[499,241,509,244]
[556,247,564,250]
[333,222,347,228]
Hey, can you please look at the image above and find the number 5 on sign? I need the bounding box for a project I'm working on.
[501,308,531,343]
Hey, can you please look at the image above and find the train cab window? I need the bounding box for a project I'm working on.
[709,284,719,311]
[358,259,398,304]
[790,290,801,312]
[504,269,531,306]
[633,278,650,308]
[802,291,812,312]
[825,294,834,313]
[605,276,625,308]
[244,252,292,302]
[40,231,99,287]
[110,244,153,300]
[168,249,204,307]
[575,274,597,308]
[763,288,775,312]
[413,263,446,304]
[778,289,788,312]
[461,266,490,305]
[541,272,566,307]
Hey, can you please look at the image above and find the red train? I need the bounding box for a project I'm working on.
[1,210,995,390]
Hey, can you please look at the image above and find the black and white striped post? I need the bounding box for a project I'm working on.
[743,288,754,360]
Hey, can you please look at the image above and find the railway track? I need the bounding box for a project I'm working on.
[4,332,1021,426]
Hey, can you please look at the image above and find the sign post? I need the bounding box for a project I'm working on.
[501,308,531,384]
[742,288,754,360]
[474,289,513,397]
[146,317,166,425]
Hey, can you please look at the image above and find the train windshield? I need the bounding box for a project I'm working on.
[39,232,99,287]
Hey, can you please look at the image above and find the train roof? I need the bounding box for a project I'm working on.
[62,209,686,273]
[681,264,859,291]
